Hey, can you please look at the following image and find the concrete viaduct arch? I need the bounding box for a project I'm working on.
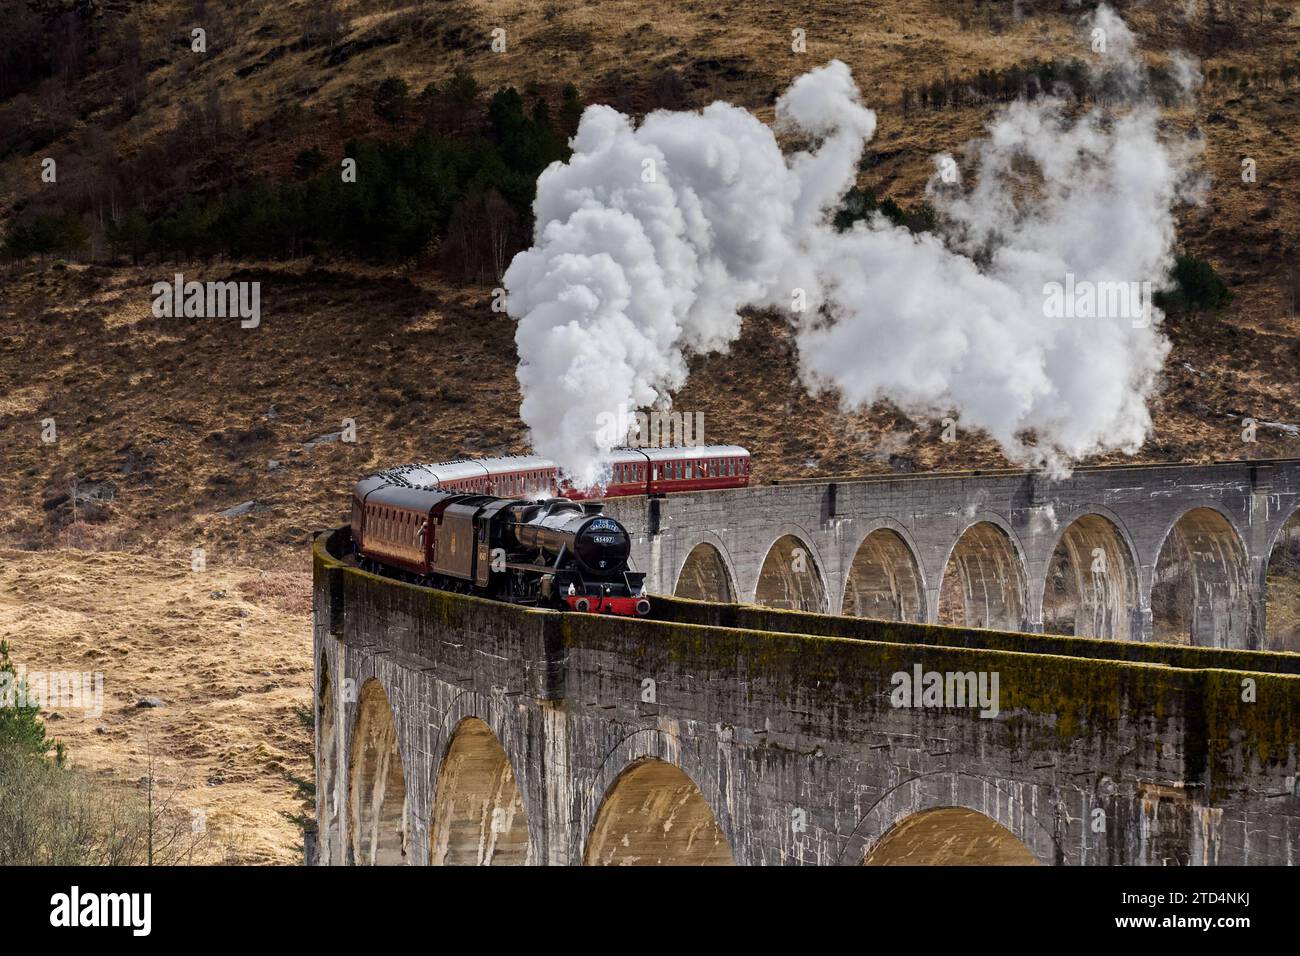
[840,771,1058,866]
[935,513,1030,632]
[348,679,409,865]
[1263,505,1300,651]
[1039,510,1142,640]
[840,519,928,622]
[429,716,531,865]
[673,537,737,603]
[1148,504,1252,648]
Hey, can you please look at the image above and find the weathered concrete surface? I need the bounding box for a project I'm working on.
[601,458,1300,648]
[314,527,1300,866]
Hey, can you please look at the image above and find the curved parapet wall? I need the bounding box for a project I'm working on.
[314,526,1300,865]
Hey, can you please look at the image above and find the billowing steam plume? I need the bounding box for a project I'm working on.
[504,6,1202,483]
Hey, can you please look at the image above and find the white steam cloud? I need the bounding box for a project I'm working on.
[505,6,1203,483]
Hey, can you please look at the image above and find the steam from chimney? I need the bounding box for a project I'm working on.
[505,6,1203,482]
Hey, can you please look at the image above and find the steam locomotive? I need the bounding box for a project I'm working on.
[350,467,649,616]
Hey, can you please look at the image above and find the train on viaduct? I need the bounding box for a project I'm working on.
[313,458,1300,865]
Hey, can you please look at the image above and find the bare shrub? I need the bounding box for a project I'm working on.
[0,747,209,865]
[238,570,312,614]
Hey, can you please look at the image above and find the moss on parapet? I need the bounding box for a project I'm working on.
[1200,670,1300,792]
[649,594,1300,676]
[315,528,1300,788]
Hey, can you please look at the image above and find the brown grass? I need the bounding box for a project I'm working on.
[0,549,312,864]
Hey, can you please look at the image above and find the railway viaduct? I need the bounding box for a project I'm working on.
[604,458,1300,650]
[313,458,1300,865]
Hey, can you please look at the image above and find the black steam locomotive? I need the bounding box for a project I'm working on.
[350,467,649,616]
